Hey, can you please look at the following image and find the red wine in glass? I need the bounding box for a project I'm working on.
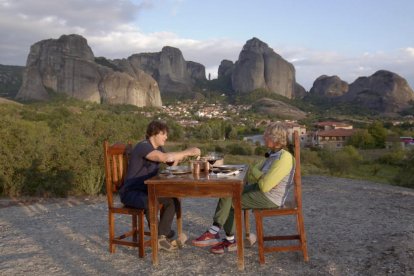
[207,159,216,165]
[166,160,174,166]
[207,158,216,172]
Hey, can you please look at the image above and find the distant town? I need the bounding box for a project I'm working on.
[134,100,414,150]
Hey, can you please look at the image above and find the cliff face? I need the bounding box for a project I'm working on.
[231,37,296,98]
[16,34,162,107]
[126,46,206,95]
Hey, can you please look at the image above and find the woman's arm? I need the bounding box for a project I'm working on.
[258,151,293,193]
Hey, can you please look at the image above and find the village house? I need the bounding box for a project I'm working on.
[311,121,355,149]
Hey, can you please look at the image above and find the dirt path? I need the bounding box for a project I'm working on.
[0,175,413,275]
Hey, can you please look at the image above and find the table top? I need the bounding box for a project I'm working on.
[145,164,248,185]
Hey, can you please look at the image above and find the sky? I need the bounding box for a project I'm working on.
[1,0,414,91]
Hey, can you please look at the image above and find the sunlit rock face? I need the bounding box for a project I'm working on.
[127,46,206,95]
[231,37,296,98]
[16,34,162,107]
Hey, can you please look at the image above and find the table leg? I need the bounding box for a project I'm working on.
[233,192,245,271]
[148,185,159,266]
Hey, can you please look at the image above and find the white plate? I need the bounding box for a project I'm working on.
[165,165,191,174]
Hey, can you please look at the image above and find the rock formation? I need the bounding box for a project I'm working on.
[340,70,414,113]
[218,60,234,79]
[16,34,162,107]
[251,97,307,120]
[309,75,348,97]
[231,37,296,98]
[126,46,206,95]
[293,83,307,99]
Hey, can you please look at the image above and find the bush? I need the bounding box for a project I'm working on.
[254,145,268,156]
[301,148,323,168]
[377,150,405,165]
[319,146,362,176]
[394,149,414,188]
[225,143,253,155]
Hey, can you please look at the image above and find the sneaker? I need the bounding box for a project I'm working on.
[158,235,178,252]
[210,239,237,254]
[192,231,221,247]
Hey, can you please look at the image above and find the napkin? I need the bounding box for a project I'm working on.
[216,169,240,177]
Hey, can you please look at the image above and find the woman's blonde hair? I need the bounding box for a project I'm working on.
[264,122,288,148]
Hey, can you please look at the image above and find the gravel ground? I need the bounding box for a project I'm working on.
[0,175,413,276]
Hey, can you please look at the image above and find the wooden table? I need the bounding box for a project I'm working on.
[145,165,249,271]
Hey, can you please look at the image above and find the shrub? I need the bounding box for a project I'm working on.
[394,149,414,188]
[377,150,405,165]
[319,146,362,176]
[301,148,323,168]
[254,145,268,156]
[225,143,253,155]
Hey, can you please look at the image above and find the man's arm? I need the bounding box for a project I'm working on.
[146,147,201,164]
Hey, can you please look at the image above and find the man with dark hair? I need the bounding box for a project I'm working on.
[120,120,200,251]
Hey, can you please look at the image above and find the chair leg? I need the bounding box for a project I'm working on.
[254,211,266,264]
[244,209,250,239]
[108,211,115,253]
[132,215,138,243]
[176,199,183,236]
[297,211,309,261]
[138,212,145,258]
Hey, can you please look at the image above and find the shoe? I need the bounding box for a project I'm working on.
[166,229,175,239]
[210,239,237,254]
[171,233,188,249]
[192,231,221,247]
[158,235,178,252]
[244,233,257,247]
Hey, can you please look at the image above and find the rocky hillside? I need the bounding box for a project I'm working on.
[309,75,348,97]
[16,34,162,107]
[251,97,307,120]
[341,70,414,113]
[0,64,23,98]
[308,70,414,113]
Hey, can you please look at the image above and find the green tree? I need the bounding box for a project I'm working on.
[195,124,213,140]
[368,121,387,148]
[228,127,238,140]
[347,129,375,149]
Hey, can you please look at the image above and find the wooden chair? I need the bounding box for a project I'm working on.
[252,130,309,264]
[103,141,182,257]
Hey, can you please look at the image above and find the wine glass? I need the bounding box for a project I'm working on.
[165,154,175,167]
[165,154,175,174]
[206,152,219,173]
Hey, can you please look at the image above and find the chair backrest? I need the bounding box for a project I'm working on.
[103,141,132,208]
[292,130,303,210]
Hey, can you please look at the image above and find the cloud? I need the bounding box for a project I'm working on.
[280,47,414,90]
[0,0,413,92]
[0,0,148,64]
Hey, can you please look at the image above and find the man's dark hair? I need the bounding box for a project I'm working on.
[146,120,169,139]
